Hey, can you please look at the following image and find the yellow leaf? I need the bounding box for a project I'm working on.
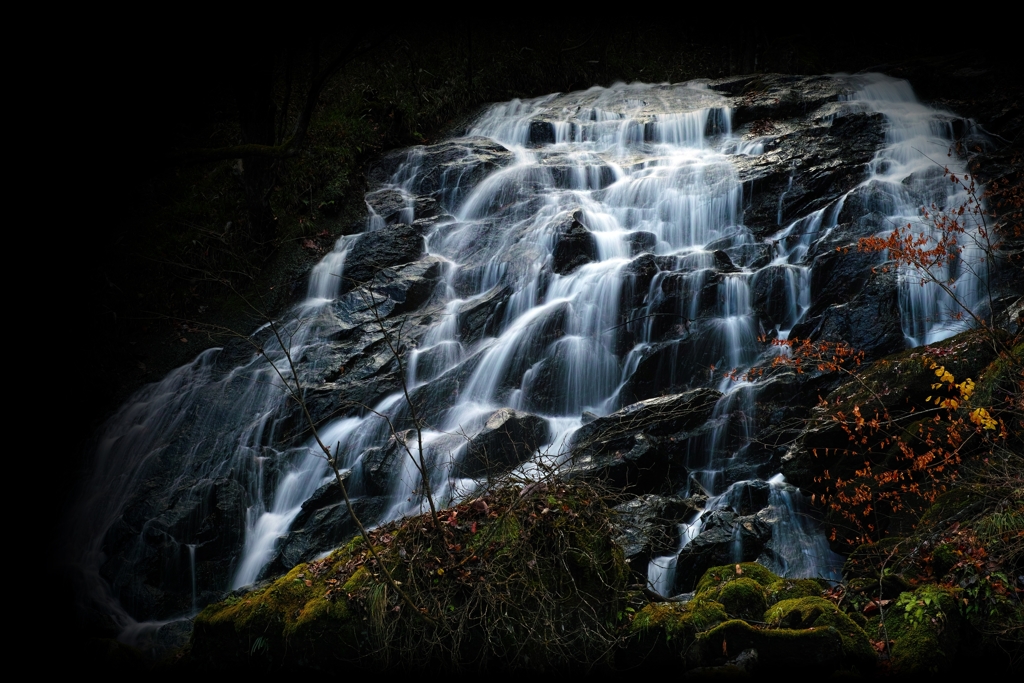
[970,408,997,430]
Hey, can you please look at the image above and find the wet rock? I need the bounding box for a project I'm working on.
[620,325,750,404]
[551,210,597,275]
[804,241,878,318]
[719,480,771,516]
[619,253,661,312]
[627,230,658,255]
[457,285,510,345]
[791,267,904,360]
[567,431,665,489]
[368,136,514,211]
[612,494,702,569]
[364,188,439,225]
[528,120,555,146]
[293,471,350,529]
[573,388,722,448]
[735,109,885,239]
[457,408,550,478]
[340,224,426,292]
[673,509,773,592]
[567,389,721,489]
[360,431,413,496]
[263,495,385,579]
[713,249,740,273]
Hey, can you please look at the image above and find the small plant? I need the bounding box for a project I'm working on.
[896,590,946,630]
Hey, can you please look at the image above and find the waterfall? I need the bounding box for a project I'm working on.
[75,74,990,623]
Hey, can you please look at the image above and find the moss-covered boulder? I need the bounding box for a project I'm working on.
[628,596,731,669]
[885,585,962,675]
[187,482,630,672]
[765,597,875,670]
[694,562,780,595]
[716,578,768,620]
[630,563,875,673]
[764,578,826,605]
[698,618,847,671]
[189,538,369,669]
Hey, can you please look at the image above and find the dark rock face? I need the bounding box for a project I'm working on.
[368,136,515,212]
[364,188,439,225]
[456,408,551,478]
[100,476,247,618]
[568,389,721,489]
[733,107,886,240]
[263,495,385,580]
[612,494,703,572]
[551,210,598,275]
[713,249,740,273]
[627,230,658,255]
[340,223,426,292]
[457,285,510,345]
[673,509,773,592]
[792,268,904,361]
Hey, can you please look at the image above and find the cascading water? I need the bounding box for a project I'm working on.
[74,72,991,628]
[845,78,988,345]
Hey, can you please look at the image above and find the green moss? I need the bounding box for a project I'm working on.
[634,587,875,672]
[190,483,632,671]
[699,619,847,670]
[716,578,767,620]
[765,578,824,605]
[971,340,1023,410]
[885,585,962,674]
[765,597,875,670]
[694,563,780,596]
[630,597,730,668]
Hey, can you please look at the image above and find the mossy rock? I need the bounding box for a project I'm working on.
[629,597,730,668]
[697,619,846,671]
[765,578,825,605]
[885,585,962,674]
[694,563,780,596]
[765,597,875,671]
[970,339,1023,411]
[191,548,366,668]
[189,483,632,671]
[716,578,768,620]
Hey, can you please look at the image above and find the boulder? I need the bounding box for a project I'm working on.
[550,210,597,275]
[262,495,385,580]
[456,409,550,478]
[713,249,740,273]
[575,388,722,448]
[340,224,425,292]
[612,494,703,568]
[673,509,773,592]
[627,230,658,255]
[368,136,514,211]
[791,267,904,361]
[364,188,438,225]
